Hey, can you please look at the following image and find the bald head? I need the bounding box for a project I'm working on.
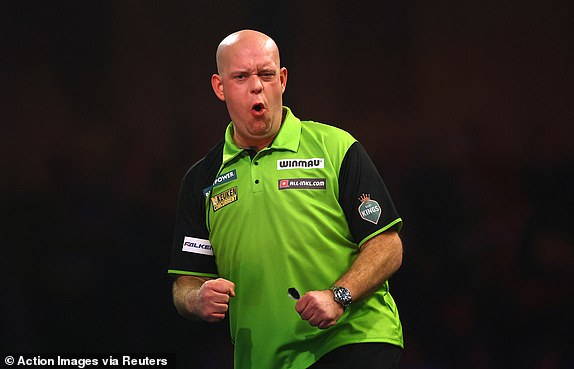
[216,30,280,75]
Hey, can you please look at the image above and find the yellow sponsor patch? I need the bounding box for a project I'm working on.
[211,186,238,212]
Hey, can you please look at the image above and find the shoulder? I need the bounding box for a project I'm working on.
[301,120,354,138]
[182,140,225,186]
[300,120,357,151]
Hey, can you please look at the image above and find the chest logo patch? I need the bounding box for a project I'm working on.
[203,169,237,198]
[278,178,326,190]
[211,186,238,212]
[358,194,381,224]
[277,158,324,170]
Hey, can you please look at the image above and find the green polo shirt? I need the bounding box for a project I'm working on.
[169,107,403,369]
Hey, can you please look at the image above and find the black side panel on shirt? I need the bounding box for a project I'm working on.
[169,140,225,276]
[338,142,401,245]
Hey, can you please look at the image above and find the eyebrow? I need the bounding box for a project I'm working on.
[229,63,277,73]
[229,69,276,78]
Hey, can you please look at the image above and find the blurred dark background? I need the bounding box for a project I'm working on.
[2,1,573,368]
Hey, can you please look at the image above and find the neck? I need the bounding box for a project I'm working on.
[233,136,274,152]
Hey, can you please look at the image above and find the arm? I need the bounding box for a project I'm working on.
[173,275,236,323]
[336,230,403,300]
[295,230,403,329]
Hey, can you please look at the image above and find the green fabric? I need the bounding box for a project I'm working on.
[206,107,403,369]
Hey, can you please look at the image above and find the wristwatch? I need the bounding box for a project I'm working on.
[331,286,352,309]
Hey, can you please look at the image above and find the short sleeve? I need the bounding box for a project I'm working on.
[338,142,402,246]
[168,142,225,277]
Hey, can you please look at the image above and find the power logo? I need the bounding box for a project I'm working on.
[202,170,238,198]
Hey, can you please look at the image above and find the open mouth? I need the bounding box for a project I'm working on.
[252,103,264,112]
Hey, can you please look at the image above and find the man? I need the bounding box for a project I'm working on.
[168,29,404,369]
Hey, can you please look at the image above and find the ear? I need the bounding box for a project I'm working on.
[211,74,225,101]
[280,67,288,93]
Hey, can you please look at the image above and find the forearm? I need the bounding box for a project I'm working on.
[335,231,403,302]
[295,231,402,329]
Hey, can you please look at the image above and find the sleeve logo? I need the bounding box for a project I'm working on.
[182,236,214,256]
[358,194,381,224]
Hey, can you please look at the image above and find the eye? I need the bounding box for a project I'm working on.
[259,71,276,81]
[233,73,248,81]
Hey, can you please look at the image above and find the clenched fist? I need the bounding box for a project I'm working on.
[174,276,235,323]
[295,290,344,329]
[192,278,236,322]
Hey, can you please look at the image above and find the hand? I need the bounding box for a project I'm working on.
[295,290,344,329]
[191,278,235,323]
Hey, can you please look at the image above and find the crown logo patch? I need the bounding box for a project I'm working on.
[358,194,381,224]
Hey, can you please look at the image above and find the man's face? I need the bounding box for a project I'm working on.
[212,38,287,149]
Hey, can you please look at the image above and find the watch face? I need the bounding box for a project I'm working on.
[333,286,352,306]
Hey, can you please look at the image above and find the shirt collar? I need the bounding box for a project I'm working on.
[222,106,301,165]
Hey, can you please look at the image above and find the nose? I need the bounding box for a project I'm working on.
[250,75,263,94]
